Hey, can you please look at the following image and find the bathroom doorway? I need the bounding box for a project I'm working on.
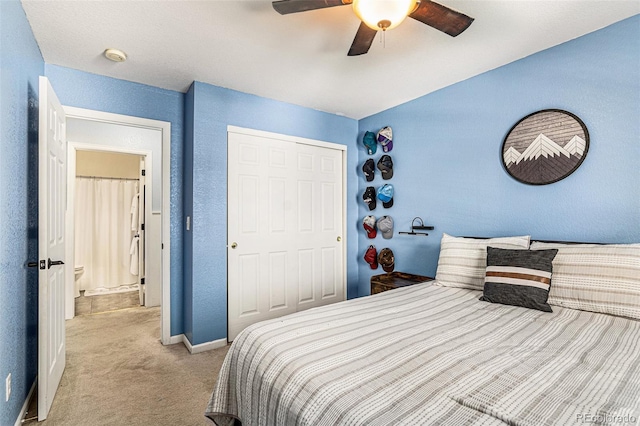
[63,107,172,344]
[73,150,146,315]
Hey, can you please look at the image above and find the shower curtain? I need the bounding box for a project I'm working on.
[75,177,139,295]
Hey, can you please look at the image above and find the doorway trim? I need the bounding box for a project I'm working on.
[67,143,152,310]
[63,107,172,344]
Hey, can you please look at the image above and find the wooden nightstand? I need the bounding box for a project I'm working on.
[370,272,434,295]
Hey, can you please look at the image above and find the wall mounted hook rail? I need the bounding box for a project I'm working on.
[399,217,434,236]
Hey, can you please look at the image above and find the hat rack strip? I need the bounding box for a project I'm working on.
[398,217,434,236]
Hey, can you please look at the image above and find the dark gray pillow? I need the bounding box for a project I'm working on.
[480,247,558,312]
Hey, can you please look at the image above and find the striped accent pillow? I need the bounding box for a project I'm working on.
[530,242,640,319]
[480,247,558,312]
[435,234,531,291]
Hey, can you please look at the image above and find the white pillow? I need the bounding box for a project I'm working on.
[435,234,531,291]
[530,242,640,319]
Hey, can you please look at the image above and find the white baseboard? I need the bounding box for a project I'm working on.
[183,336,227,354]
[14,379,36,426]
[167,334,227,354]
[167,334,185,345]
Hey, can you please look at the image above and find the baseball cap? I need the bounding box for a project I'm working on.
[376,184,394,208]
[363,186,376,210]
[377,155,393,180]
[362,159,375,182]
[378,248,395,272]
[363,131,377,155]
[363,215,377,238]
[364,245,378,269]
[377,126,393,153]
[377,216,393,239]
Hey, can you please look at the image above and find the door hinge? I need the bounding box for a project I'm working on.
[141,169,146,176]
[141,278,145,285]
[141,223,145,231]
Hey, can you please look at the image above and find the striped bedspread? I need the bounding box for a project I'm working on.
[206,282,640,426]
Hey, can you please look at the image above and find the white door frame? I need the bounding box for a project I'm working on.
[226,125,348,339]
[66,143,152,312]
[63,107,172,344]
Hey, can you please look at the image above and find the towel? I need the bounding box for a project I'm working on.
[131,193,139,232]
[129,235,139,276]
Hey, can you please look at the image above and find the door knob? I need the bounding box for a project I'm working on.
[231,242,237,249]
[47,258,65,269]
[337,236,342,242]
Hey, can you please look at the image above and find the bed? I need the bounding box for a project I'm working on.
[206,235,640,426]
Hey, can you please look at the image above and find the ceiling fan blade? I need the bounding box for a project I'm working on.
[348,22,378,56]
[272,0,349,15]
[409,0,474,37]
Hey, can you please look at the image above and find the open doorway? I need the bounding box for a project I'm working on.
[72,150,147,315]
[63,107,172,344]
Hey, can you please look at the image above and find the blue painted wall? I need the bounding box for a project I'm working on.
[0,1,43,423]
[357,15,640,296]
[184,82,359,345]
[183,84,195,343]
[44,65,185,336]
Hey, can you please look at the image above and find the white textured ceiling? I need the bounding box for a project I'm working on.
[21,1,639,119]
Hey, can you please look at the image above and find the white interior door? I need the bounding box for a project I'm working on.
[227,129,345,341]
[294,143,344,311]
[228,134,297,340]
[138,157,146,305]
[38,76,67,420]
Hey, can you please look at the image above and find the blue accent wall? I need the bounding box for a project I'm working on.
[44,65,185,336]
[0,1,43,423]
[357,15,640,296]
[183,84,195,343]
[184,82,359,345]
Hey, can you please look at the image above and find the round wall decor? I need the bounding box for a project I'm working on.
[501,109,589,185]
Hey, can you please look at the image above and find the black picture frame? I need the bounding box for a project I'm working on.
[501,109,589,185]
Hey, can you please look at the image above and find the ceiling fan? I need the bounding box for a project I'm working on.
[272,0,474,56]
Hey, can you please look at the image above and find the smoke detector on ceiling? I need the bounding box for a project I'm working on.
[104,48,127,62]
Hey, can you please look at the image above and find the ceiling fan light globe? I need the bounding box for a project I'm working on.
[352,0,417,31]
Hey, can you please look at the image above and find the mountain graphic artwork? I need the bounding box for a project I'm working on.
[503,146,521,167]
[564,135,586,156]
[504,133,586,183]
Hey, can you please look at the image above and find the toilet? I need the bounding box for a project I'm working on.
[74,265,84,297]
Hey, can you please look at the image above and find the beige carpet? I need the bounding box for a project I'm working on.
[28,306,229,426]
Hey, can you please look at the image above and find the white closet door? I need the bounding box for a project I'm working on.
[227,130,345,341]
[295,143,344,311]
